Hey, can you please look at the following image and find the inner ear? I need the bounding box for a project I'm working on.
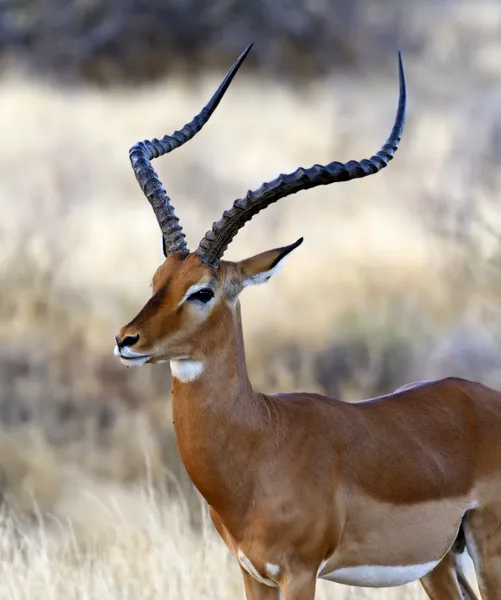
[238,237,303,287]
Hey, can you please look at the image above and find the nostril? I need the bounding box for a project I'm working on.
[116,333,140,348]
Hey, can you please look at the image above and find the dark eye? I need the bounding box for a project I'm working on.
[187,288,215,303]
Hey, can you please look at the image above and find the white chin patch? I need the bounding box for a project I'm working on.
[119,355,150,367]
[114,345,151,367]
[170,360,204,382]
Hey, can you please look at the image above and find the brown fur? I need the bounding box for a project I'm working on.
[116,248,501,599]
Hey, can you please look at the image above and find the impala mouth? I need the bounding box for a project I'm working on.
[119,354,152,367]
[113,345,154,367]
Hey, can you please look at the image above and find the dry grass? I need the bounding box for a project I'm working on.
[0,3,500,597]
[0,431,482,599]
[1,499,423,599]
[0,474,426,600]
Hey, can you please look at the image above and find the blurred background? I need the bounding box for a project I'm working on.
[0,0,499,597]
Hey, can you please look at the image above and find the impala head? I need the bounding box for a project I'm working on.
[114,238,303,366]
[114,44,407,367]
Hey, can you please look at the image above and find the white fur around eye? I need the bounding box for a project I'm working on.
[178,283,215,306]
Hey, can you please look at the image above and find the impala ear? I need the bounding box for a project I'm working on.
[238,238,303,287]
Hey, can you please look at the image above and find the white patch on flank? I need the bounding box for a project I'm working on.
[170,360,204,382]
[237,550,277,587]
[265,562,280,578]
[320,561,439,587]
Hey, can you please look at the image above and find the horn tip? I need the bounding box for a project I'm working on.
[240,42,254,61]
[397,51,405,83]
[396,50,407,106]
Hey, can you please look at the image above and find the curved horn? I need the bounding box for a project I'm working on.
[129,43,254,256]
[196,52,407,267]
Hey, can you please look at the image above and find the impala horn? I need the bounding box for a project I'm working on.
[196,52,407,267]
[129,43,254,256]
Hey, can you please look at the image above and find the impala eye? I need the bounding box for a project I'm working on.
[187,288,215,304]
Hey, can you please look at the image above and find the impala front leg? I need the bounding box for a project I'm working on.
[278,570,317,600]
[241,569,280,600]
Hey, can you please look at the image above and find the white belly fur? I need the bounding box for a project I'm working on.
[320,561,439,587]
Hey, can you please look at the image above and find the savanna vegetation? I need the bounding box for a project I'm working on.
[0,0,499,596]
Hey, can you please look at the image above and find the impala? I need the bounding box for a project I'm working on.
[114,45,501,599]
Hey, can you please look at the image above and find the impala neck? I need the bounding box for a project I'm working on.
[171,301,253,400]
[170,301,261,515]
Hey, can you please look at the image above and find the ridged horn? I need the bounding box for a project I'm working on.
[196,52,407,267]
[129,43,254,256]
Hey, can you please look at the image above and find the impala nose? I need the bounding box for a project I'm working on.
[115,333,140,349]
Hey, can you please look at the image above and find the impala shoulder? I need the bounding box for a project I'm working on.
[271,391,345,408]
[264,392,354,434]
